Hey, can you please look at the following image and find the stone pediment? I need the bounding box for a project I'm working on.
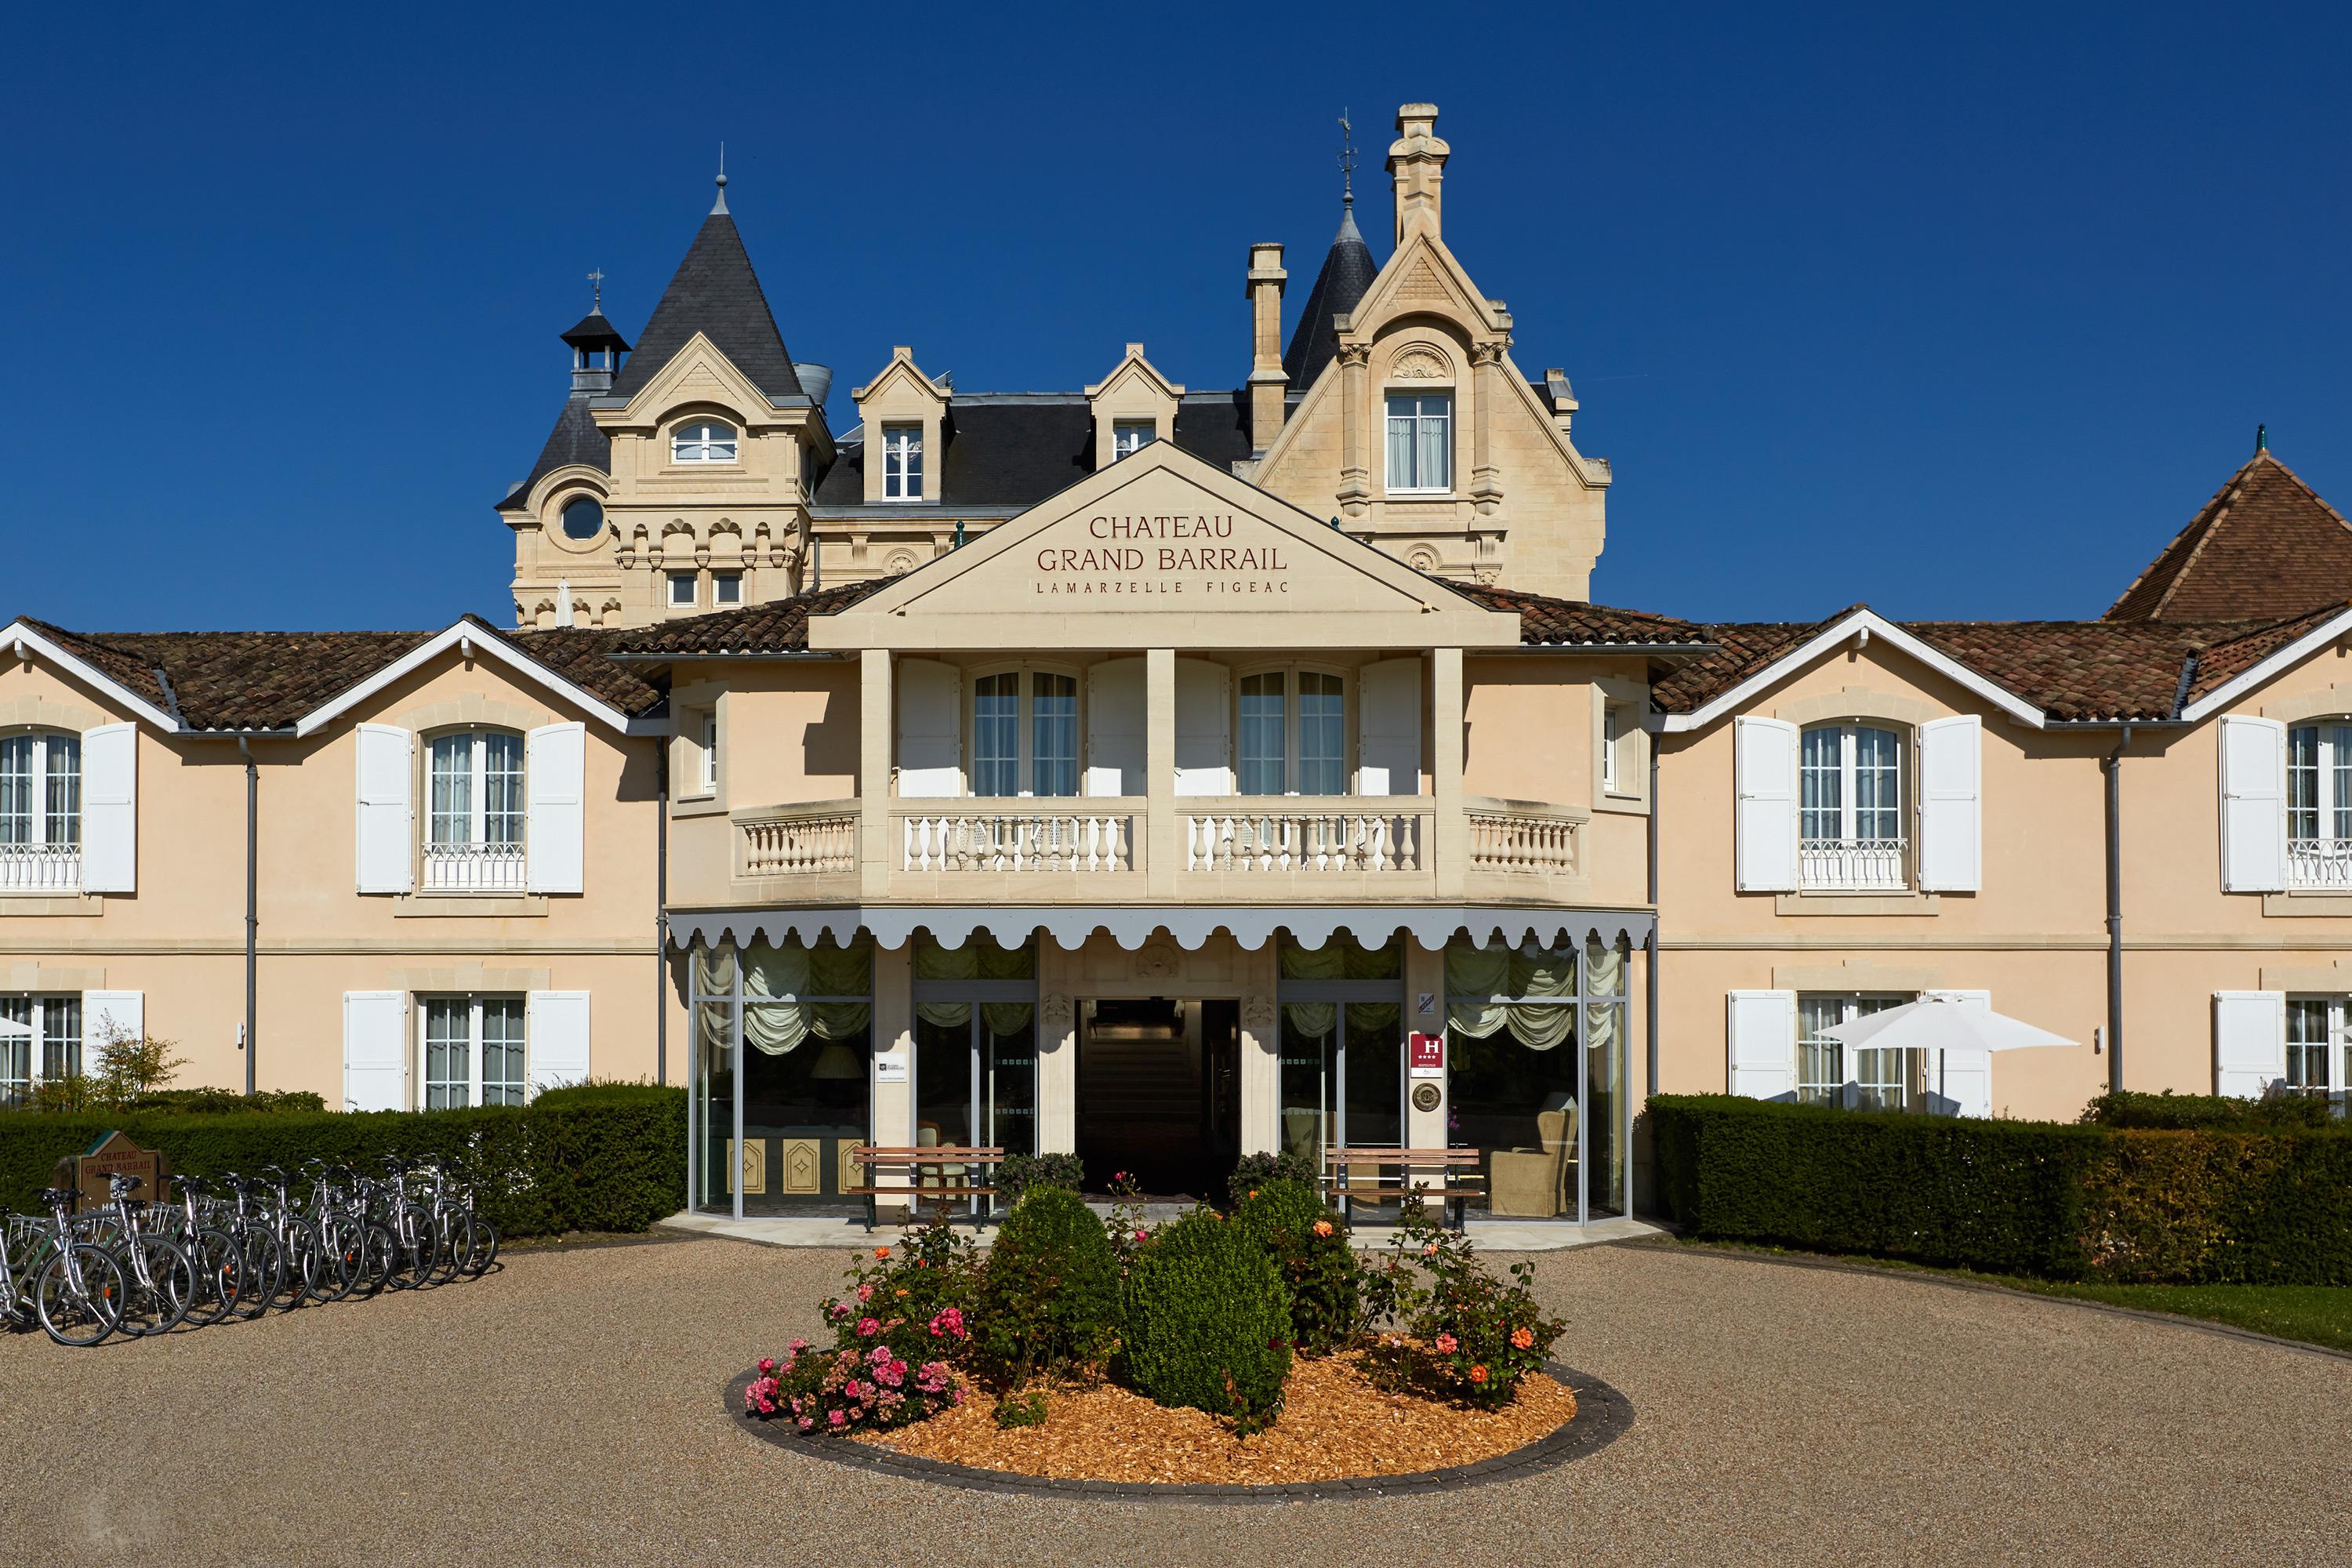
[811,441,1519,652]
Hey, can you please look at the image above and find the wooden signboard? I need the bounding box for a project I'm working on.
[51,1130,170,1214]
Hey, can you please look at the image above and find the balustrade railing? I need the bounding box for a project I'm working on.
[1183,802,1431,874]
[422,840,527,892]
[1798,837,1907,891]
[0,843,80,892]
[2288,838,2352,889]
[1466,808,1581,877]
[899,807,1137,873]
[740,811,859,878]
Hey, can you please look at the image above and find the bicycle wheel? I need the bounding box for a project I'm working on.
[280,1229,325,1310]
[120,1236,195,1336]
[318,1219,366,1304]
[426,1214,465,1287]
[231,1229,283,1322]
[463,1216,499,1276]
[35,1244,125,1347]
[400,1210,445,1288]
[186,1228,240,1328]
[358,1222,402,1295]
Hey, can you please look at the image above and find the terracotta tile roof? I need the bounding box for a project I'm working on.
[2104,452,2352,622]
[2180,606,2349,706]
[1650,618,1828,713]
[14,616,662,731]
[604,577,896,655]
[1437,583,1715,648]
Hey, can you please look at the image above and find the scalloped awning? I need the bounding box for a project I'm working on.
[663,906,1653,953]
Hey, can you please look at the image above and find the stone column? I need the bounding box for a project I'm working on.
[1432,647,1466,898]
[859,650,891,900]
[1036,942,1078,1154]
[1238,941,1281,1156]
[1146,648,1177,897]
[869,938,914,1166]
[1337,343,1371,521]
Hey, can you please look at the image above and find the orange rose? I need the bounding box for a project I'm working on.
[874,1247,890,1260]
[1469,1364,1488,1384]
[1511,1326,1534,1350]
[1312,1219,1334,1238]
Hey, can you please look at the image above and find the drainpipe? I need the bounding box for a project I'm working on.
[2101,723,2132,1094]
[655,746,670,1087]
[238,736,257,1097]
[1646,720,1661,1097]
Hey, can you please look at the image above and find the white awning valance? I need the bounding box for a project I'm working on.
[664,906,1654,954]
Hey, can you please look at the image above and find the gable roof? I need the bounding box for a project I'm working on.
[1283,201,1380,390]
[3,617,663,733]
[608,209,802,405]
[2104,451,2352,622]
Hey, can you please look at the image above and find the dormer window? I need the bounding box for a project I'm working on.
[1385,393,1452,492]
[1112,421,1154,461]
[672,421,738,464]
[882,424,924,499]
[559,496,604,540]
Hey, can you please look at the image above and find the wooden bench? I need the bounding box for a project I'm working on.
[1323,1147,1487,1230]
[844,1145,1004,1233]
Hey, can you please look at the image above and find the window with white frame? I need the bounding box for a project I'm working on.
[426,730,525,891]
[972,670,1077,798]
[0,994,81,1106]
[1385,392,1452,492]
[2287,723,2352,885]
[713,572,742,606]
[882,424,924,499]
[0,731,80,891]
[671,420,738,463]
[2285,996,2350,1100]
[1797,993,1913,1110]
[1238,669,1347,797]
[1112,420,1153,460]
[1799,724,1906,890]
[1602,703,1624,793]
[698,709,719,796]
[422,994,526,1109]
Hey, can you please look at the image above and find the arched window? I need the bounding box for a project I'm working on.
[0,731,80,889]
[671,420,738,464]
[2288,722,2352,884]
[425,729,525,891]
[1798,723,1905,890]
[559,495,604,540]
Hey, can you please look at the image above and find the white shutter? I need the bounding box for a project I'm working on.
[1356,657,1423,796]
[1734,717,1800,892]
[2214,990,2287,1098]
[1916,716,1982,892]
[343,990,408,1112]
[1726,989,1797,1101]
[354,724,415,894]
[1084,657,1146,797]
[1174,659,1233,797]
[1923,989,1993,1118]
[527,989,591,1096]
[2219,715,2287,893]
[526,721,586,895]
[896,658,963,797]
[78,724,136,893]
[82,991,144,1062]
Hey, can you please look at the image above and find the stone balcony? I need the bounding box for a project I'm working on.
[702,793,1593,909]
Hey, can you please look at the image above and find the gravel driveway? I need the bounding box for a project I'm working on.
[5,1234,2346,1566]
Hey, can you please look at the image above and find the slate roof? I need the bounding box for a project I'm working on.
[813,395,1254,510]
[1283,201,1381,390]
[16,617,662,731]
[606,579,897,655]
[608,210,802,404]
[2105,451,2352,622]
[559,309,630,353]
[499,393,610,510]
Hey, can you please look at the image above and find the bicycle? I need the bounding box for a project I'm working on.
[214,1174,287,1322]
[421,1162,498,1279]
[373,1157,445,1289]
[151,1174,241,1328]
[87,1173,195,1336]
[3,1191,127,1347]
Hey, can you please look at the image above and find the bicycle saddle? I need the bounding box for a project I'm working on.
[176,1174,212,1193]
[108,1174,144,1195]
[38,1187,76,1208]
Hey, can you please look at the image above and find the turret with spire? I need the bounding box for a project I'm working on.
[1282,111,1381,392]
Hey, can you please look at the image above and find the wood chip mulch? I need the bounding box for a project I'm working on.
[846,1351,1577,1484]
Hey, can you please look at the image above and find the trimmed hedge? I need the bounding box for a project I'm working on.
[2081,1091,2336,1131]
[1121,1209,1292,1431]
[0,1084,684,1240]
[1649,1094,2352,1285]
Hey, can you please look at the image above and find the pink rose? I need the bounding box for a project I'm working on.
[857,1316,881,1337]
[757,1356,775,1374]
[1435,1332,1457,1353]
[788,1338,809,1353]
[828,1409,846,1428]
[1133,1229,1147,1243]
[856,1283,874,1303]
[797,1417,815,1431]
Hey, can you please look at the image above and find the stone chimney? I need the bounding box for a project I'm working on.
[1387,103,1450,246]
[1247,242,1287,452]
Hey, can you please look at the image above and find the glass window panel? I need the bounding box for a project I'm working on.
[0,996,29,1105]
[2290,725,2321,842]
[560,496,603,539]
[482,732,524,845]
[424,997,469,1111]
[1031,673,1077,798]
[669,572,696,605]
[429,735,472,845]
[1796,995,1844,1106]
[2286,998,2332,1091]
[1278,1011,1335,1173]
[1417,397,1451,490]
[1854,727,1902,840]
[2333,727,2352,843]
[1239,672,1286,795]
[0,736,32,845]
[41,996,81,1081]
[1386,398,1416,489]
[482,997,526,1105]
[973,672,1020,797]
[44,735,79,848]
[693,988,736,1216]
[713,574,742,605]
[1297,672,1345,796]
[1800,727,1842,844]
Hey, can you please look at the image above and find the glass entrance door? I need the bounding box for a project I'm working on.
[1275,934,1405,1181]
[913,935,1037,1210]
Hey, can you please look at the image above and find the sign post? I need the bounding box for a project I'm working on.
[53,1130,170,1214]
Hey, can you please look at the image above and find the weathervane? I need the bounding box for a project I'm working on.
[1338,108,1356,206]
[586,268,605,311]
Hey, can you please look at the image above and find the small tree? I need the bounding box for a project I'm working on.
[90,1023,189,1108]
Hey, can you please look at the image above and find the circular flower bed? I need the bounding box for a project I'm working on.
[735,1169,1621,1491]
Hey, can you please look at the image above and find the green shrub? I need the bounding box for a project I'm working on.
[1121,1209,1292,1432]
[1227,1149,1317,1206]
[997,1151,1085,1202]
[1649,1094,2352,1285]
[2081,1091,2336,1131]
[0,1089,685,1240]
[529,1079,678,1109]
[1231,1178,1358,1355]
[971,1184,1121,1387]
[993,1390,1048,1429]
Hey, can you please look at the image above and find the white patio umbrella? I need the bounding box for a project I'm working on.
[0,1015,28,1037]
[1821,994,2074,1112]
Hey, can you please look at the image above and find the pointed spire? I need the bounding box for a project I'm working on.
[2257,422,2269,455]
[712,143,729,215]
[1283,114,1381,389]
[609,187,802,403]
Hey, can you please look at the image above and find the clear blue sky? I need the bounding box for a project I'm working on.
[4,2,2346,632]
